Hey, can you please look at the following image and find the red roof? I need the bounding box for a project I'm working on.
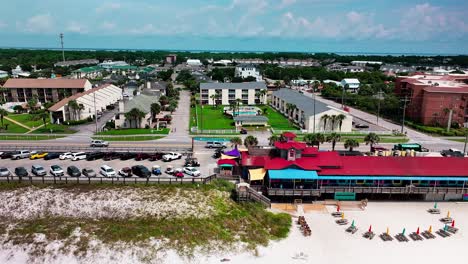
[274,141,307,150]
[423,86,468,94]
[264,158,321,170]
[217,159,237,166]
[302,147,319,155]
[282,132,297,138]
[241,152,266,167]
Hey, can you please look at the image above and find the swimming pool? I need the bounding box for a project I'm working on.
[224,106,262,116]
[235,111,258,116]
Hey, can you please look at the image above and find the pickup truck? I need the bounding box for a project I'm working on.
[162,152,182,162]
[11,150,34,160]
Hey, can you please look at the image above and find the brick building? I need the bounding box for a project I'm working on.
[1,78,92,103]
[394,74,468,126]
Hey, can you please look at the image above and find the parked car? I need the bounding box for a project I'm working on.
[86,152,106,161]
[118,167,133,177]
[205,141,227,149]
[82,168,96,177]
[44,152,61,160]
[67,166,81,177]
[103,152,121,160]
[90,140,109,147]
[173,168,184,178]
[31,165,47,176]
[50,165,64,176]
[212,149,222,159]
[184,157,200,167]
[0,167,11,177]
[148,152,164,161]
[0,152,14,159]
[30,152,48,160]
[183,167,201,177]
[240,128,247,134]
[12,150,32,160]
[100,165,116,177]
[15,167,28,177]
[441,148,464,157]
[165,165,175,175]
[135,153,150,161]
[131,165,151,178]
[59,152,73,160]
[120,152,136,160]
[152,165,162,175]
[71,152,87,161]
[162,152,182,162]
[355,123,370,129]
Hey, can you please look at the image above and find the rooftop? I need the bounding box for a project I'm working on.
[4,78,89,89]
[272,89,339,116]
[200,82,267,90]
[123,94,158,114]
[48,84,115,111]
[342,78,360,83]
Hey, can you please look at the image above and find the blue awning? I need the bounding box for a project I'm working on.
[319,176,468,181]
[269,169,318,180]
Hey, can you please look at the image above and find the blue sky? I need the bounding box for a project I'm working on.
[0,0,467,54]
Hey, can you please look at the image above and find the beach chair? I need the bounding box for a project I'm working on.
[409,232,423,241]
[427,208,440,214]
[336,219,348,225]
[446,226,458,234]
[346,226,358,234]
[379,233,394,242]
[439,217,453,224]
[436,229,451,238]
[331,212,342,217]
[395,233,409,242]
[363,231,375,240]
[421,231,436,239]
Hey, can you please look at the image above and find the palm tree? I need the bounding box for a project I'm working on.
[38,111,49,129]
[329,115,338,131]
[125,108,146,128]
[268,135,280,146]
[320,114,330,131]
[255,91,261,104]
[244,135,258,148]
[326,132,341,151]
[303,133,325,149]
[235,98,242,116]
[303,133,315,146]
[230,137,242,148]
[336,114,346,131]
[364,132,381,151]
[210,94,216,107]
[0,108,8,128]
[259,89,267,104]
[314,133,326,149]
[344,138,359,151]
[150,102,161,129]
[67,100,79,121]
[229,101,237,115]
[77,103,85,120]
[215,92,222,108]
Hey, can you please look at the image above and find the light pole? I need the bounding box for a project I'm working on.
[401,94,409,134]
[377,88,382,125]
[94,92,98,133]
[463,122,468,155]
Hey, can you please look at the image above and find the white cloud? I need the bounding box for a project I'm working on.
[100,21,116,31]
[279,0,296,9]
[24,14,54,33]
[129,24,158,35]
[95,2,121,13]
[66,21,88,33]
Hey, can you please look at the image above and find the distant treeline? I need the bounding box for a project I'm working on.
[0,48,467,72]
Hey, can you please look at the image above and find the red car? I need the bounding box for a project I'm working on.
[173,168,184,178]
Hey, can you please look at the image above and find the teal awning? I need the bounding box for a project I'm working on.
[269,169,318,180]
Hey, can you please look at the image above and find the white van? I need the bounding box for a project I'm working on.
[71,152,87,161]
[100,165,116,177]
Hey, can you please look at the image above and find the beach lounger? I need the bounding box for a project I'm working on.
[427,208,440,214]
[363,231,375,240]
[446,226,458,234]
[439,217,453,224]
[421,231,436,239]
[436,229,451,238]
[409,232,423,241]
[379,233,394,242]
[346,226,358,234]
[395,233,409,242]
[335,219,348,225]
[331,212,342,217]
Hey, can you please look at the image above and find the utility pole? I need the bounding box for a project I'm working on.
[401,94,409,134]
[446,108,453,132]
[463,123,468,155]
[313,86,316,134]
[376,88,383,125]
[60,33,65,62]
[94,92,98,133]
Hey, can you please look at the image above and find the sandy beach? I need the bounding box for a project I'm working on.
[0,200,466,264]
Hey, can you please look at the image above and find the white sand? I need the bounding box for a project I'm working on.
[1,201,466,263]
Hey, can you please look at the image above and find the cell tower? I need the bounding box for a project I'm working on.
[60,33,65,62]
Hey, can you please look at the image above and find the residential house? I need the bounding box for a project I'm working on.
[54,59,99,67]
[0,70,8,78]
[71,66,103,79]
[114,94,159,128]
[165,54,177,64]
[200,82,267,105]
[341,78,361,93]
[235,64,262,81]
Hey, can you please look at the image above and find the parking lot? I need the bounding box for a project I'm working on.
[0,145,220,180]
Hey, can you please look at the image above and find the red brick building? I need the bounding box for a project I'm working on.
[394,74,468,126]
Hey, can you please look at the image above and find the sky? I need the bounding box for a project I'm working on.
[0,0,467,54]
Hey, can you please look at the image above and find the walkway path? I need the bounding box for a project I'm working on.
[159,90,191,144]
[4,116,31,131]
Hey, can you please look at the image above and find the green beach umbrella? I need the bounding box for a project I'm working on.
[402,228,406,236]
[351,220,355,227]
[444,224,448,231]
[434,202,438,209]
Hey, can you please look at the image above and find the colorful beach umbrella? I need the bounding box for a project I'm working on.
[369,225,372,232]
[434,202,437,209]
[452,220,455,227]
[337,205,340,212]
[402,228,406,236]
[447,211,450,218]
[416,227,420,235]
[444,225,448,231]
[429,225,432,233]
[386,227,389,235]
[341,213,345,219]
[351,220,355,227]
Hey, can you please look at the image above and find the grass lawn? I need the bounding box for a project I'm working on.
[33,124,77,134]
[0,135,65,140]
[8,113,49,128]
[262,106,298,130]
[92,136,165,141]
[0,119,30,133]
[96,128,170,135]
[195,105,235,130]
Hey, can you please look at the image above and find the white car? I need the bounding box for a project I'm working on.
[162,152,182,162]
[100,165,116,177]
[59,152,73,160]
[183,167,201,177]
[50,165,64,176]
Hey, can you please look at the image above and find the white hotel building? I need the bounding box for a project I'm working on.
[200,82,267,105]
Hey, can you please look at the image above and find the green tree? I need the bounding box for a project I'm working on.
[159,95,169,106]
[0,108,8,128]
[235,98,242,117]
[268,135,279,146]
[326,132,341,151]
[320,114,330,131]
[125,108,146,128]
[67,100,79,121]
[210,94,216,107]
[27,97,38,112]
[344,138,359,151]
[230,137,242,147]
[364,132,380,151]
[329,115,337,131]
[304,133,325,149]
[244,135,258,148]
[336,114,346,131]
[13,105,24,114]
[37,111,49,128]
